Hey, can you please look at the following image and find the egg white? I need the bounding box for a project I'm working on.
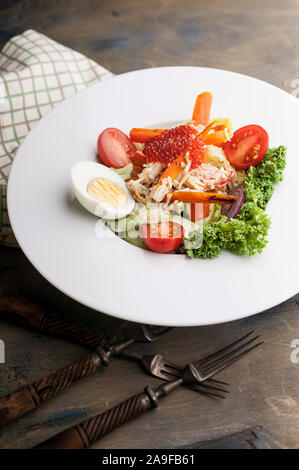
[71,161,135,219]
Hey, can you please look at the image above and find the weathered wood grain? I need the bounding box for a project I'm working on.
[1,0,299,92]
[0,0,299,449]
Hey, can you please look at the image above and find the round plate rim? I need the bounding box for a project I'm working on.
[7,65,299,326]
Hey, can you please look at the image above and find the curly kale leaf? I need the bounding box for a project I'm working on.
[185,205,271,258]
[244,145,286,210]
[183,145,285,259]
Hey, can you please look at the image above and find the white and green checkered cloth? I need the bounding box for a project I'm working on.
[0,29,113,246]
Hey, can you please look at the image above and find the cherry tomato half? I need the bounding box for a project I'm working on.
[190,203,211,221]
[224,124,269,169]
[141,222,184,253]
[97,128,136,169]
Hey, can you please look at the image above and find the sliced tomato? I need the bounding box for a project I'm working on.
[224,125,269,169]
[190,203,210,221]
[141,222,184,253]
[97,128,136,169]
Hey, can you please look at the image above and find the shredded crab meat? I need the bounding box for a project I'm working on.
[138,162,165,185]
[126,179,150,204]
[206,145,232,172]
[126,162,166,204]
[183,174,205,191]
[150,176,172,202]
[185,163,234,191]
[173,155,192,190]
[127,139,238,205]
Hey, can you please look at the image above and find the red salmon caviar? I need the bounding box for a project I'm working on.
[187,136,206,169]
[143,125,196,164]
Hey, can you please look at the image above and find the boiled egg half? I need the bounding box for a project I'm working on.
[71,161,135,219]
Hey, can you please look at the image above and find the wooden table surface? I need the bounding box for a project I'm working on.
[0,0,299,449]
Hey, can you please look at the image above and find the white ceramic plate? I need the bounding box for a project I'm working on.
[7,67,299,326]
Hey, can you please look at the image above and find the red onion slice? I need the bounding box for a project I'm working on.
[221,184,245,221]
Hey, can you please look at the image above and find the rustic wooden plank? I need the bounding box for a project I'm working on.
[179,427,263,449]
[0,0,298,92]
[0,267,298,449]
[1,0,299,449]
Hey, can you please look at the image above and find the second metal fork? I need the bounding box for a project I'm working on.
[119,330,262,397]
[34,332,262,449]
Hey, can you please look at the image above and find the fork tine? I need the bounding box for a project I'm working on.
[206,378,229,386]
[202,335,260,374]
[187,382,229,395]
[161,368,180,379]
[140,325,172,341]
[151,326,173,336]
[195,330,255,368]
[155,369,179,381]
[159,366,229,396]
[204,341,263,380]
[159,368,230,391]
[161,361,182,373]
[162,361,229,386]
[184,382,228,399]
[194,388,227,399]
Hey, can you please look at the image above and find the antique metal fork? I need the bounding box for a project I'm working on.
[104,331,261,402]
[120,330,260,395]
[0,293,171,349]
[34,333,262,449]
[118,348,229,398]
[0,293,173,428]
[0,292,223,429]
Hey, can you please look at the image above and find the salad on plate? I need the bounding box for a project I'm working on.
[71,92,286,258]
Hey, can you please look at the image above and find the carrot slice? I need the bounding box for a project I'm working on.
[192,92,213,126]
[157,154,186,185]
[170,191,237,205]
[200,118,232,141]
[204,129,230,146]
[130,128,165,143]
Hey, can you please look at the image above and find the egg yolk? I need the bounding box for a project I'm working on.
[87,177,126,208]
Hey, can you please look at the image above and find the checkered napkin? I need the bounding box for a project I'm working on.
[0,29,113,246]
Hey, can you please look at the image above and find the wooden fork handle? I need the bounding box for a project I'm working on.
[0,351,102,428]
[0,293,103,349]
[34,391,153,449]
